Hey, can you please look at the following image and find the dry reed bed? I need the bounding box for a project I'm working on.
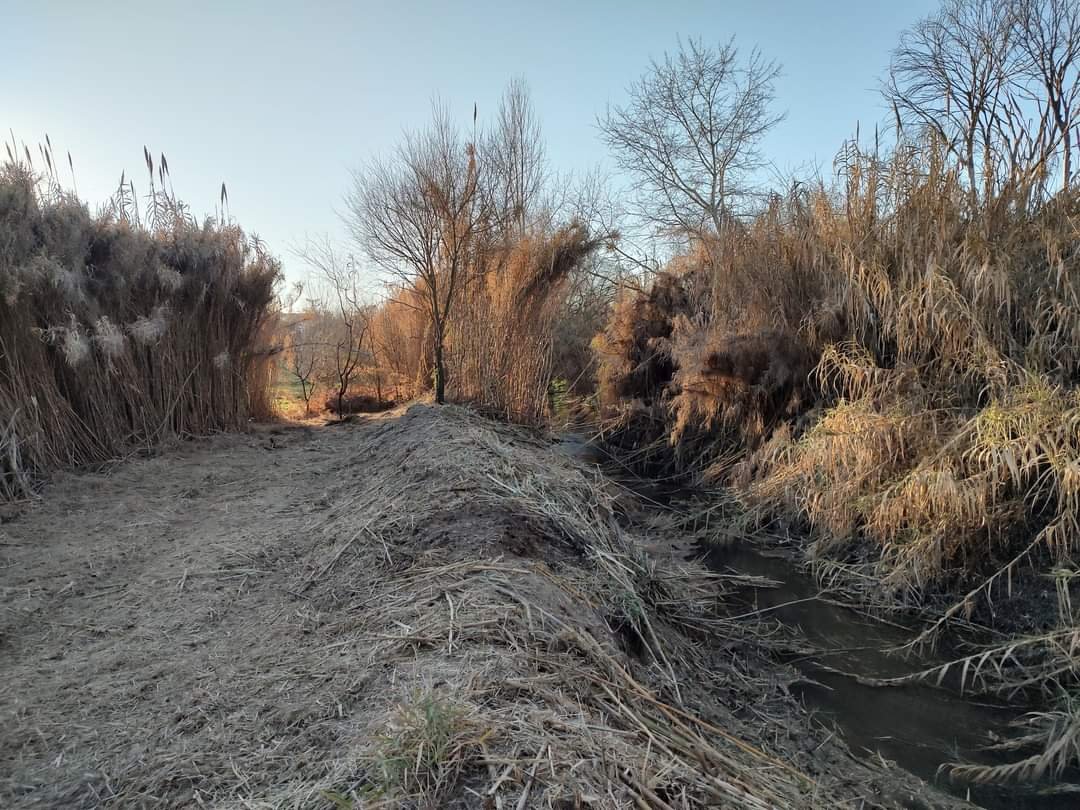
[449,223,600,423]
[594,145,1080,782]
[367,222,601,424]
[0,161,280,501]
[598,147,1080,594]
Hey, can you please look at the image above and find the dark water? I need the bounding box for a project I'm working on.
[703,543,1077,810]
[555,435,1076,809]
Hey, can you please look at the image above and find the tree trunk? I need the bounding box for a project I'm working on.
[434,338,446,404]
[368,331,383,405]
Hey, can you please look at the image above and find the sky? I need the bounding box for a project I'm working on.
[6,0,938,287]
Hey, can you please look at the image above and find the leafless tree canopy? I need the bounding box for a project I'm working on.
[598,37,783,243]
[886,0,1080,201]
[345,104,485,403]
[345,84,558,405]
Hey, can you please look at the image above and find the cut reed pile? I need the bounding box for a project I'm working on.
[288,404,939,809]
[4,403,956,808]
[0,159,280,500]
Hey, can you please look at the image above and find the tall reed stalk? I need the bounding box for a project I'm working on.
[0,159,280,500]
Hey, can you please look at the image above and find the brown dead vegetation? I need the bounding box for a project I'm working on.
[594,137,1080,788]
[449,222,601,422]
[324,393,397,415]
[0,405,957,809]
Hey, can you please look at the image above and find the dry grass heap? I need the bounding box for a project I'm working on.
[593,249,819,468]
[0,160,280,500]
[3,403,954,808]
[287,404,924,809]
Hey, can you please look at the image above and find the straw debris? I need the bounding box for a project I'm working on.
[0,404,953,809]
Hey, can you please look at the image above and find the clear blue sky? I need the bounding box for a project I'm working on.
[6,0,936,286]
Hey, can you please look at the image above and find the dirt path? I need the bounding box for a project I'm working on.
[1,406,964,809]
[0,419,379,807]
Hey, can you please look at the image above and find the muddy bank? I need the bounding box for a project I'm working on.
[568,437,1080,810]
[2,404,966,808]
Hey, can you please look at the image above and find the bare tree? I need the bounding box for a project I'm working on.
[300,239,370,417]
[599,37,783,246]
[886,0,1080,201]
[279,281,320,416]
[482,78,548,235]
[1014,0,1080,190]
[285,318,319,415]
[886,0,1018,203]
[346,104,485,404]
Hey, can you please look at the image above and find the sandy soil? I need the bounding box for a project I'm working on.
[0,405,965,809]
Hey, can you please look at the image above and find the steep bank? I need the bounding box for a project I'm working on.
[2,404,960,808]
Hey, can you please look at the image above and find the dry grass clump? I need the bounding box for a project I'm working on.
[666,321,816,452]
[365,689,490,803]
[593,190,842,469]
[949,697,1080,786]
[0,158,280,499]
[742,154,1080,593]
[450,222,601,422]
[594,268,696,408]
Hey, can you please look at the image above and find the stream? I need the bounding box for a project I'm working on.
[703,542,1070,810]
[558,434,1074,809]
